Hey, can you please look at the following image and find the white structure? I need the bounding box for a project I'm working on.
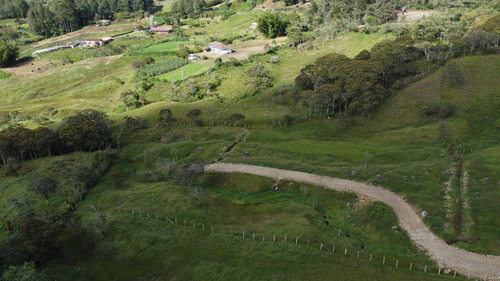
[250,22,258,29]
[188,54,200,61]
[208,41,233,55]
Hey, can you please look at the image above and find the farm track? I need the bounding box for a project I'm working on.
[205,163,500,280]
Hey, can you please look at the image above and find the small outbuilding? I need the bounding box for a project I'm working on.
[208,41,233,55]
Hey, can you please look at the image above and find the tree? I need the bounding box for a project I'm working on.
[28,177,57,207]
[1,262,49,281]
[294,72,313,90]
[312,53,349,86]
[257,12,291,38]
[0,41,18,67]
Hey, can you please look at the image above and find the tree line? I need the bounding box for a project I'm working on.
[26,0,156,36]
[0,110,115,166]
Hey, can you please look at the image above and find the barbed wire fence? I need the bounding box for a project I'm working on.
[83,202,485,281]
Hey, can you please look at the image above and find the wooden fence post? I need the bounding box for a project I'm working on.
[273,235,276,242]
[424,265,427,274]
[202,224,205,231]
[344,249,347,255]
[370,254,372,262]
[284,235,287,243]
[453,271,456,278]
[263,234,265,242]
[338,230,341,237]
[175,217,177,225]
[296,237,298,245]
[395,260,398,268]
[383,257,386,264]
[357,251,360,259]
[332,245,335,253]
[438,267,442,275]
[409,263,412,271]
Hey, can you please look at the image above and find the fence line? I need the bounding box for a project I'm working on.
[86,203,475,280]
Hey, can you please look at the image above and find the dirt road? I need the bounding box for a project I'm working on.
[205,163,500,280]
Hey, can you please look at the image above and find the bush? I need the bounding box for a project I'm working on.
[0,41,19,67]
[130,61,144,70]
[446,62,464,87]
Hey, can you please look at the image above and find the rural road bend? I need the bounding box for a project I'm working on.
[205,163,500,281]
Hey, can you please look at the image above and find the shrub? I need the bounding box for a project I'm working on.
[130,61,144,70]
[446,62,464,87]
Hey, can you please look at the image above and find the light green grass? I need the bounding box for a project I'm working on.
[158,61,213,81]
[0,70,11,79]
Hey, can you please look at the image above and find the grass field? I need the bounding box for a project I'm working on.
[0,11,499,280]
[158,61,214,81]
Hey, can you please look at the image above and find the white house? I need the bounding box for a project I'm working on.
[208,41,233,55]
[188,54,200,61]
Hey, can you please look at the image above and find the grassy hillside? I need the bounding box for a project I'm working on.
[0,10,499,279]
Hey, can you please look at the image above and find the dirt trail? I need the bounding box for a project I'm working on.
[205,163,500,280]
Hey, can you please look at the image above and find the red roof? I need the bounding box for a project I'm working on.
[150,26,173,32]
[209,41,232,50]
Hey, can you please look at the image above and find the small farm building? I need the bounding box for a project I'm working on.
[208,41,233,55]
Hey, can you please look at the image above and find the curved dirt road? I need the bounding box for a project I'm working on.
[205,163,500,280]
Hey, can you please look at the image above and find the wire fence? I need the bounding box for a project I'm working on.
[83,202,485,281]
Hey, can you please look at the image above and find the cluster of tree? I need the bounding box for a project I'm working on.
[27,0,156,36]
[295,36,421,116]
[171,0,207,19]
[0,0,28,19]
[257,12,291,38]
[0,41,18,67]
[0,110,115,166]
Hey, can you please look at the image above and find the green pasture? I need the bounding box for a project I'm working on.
[158,61,213,82]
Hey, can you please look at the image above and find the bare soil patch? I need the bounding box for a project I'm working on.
[398,10,439,22]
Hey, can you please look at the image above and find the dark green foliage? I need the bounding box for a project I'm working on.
[123,116,148,132]
[0,41,18,67]
[312,53,349,83]
[157,108,176,128]
[1,262,49,281]
[171,0,207,18]
[354,49,370,60]
[257,12,291,38]
[58,110,114,152]
[185,108,202,120]
[294,72,313,90]
[26,0,156,36]
[0,0,29,19]
[0,126,57,163]
[227,113,245,125]
[28,177,57,207]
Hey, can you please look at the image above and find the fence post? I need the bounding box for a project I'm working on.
[320,243,323,250]
[296,237,298,245]
[284,235,287,243]
[202,224,205,231]
[273,235,276,242]
[370,254,372,262]
[132,209,134,215]
[357,251,360,259]
[383,257,386,265]
[424,265,427,274]
[332,245,335,253]
[263,234,265,242]
[409,263,412,271]
[454,271,456,278]
[396,260,398,268]
[344,249,347,255]
[438,267,442,275]
[175,217,177,225]
[338,230,341,237]
[253,233,255,240]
